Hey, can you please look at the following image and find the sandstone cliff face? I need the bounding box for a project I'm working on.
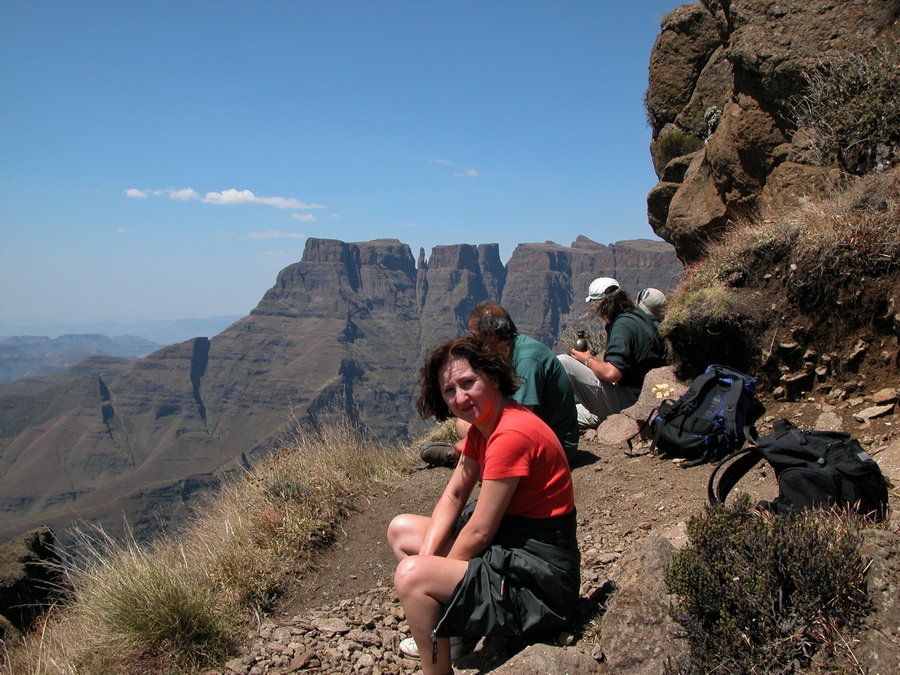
[646,0,900,262]
[0,236,681,544]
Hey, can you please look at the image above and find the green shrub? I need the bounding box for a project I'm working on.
[664,495,871,674]
[654,130,703,172]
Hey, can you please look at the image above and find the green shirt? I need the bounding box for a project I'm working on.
[604,308,668,402]
[510,334,580,457]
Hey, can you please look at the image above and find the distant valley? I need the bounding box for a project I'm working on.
[0,317,243,384]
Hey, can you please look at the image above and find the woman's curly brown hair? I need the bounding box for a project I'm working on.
[417,336,519,421]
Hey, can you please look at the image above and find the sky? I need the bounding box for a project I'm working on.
[1,0,680,324]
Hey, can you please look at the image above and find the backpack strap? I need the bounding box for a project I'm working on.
[720,375,747,435]
[707,447,763,505]
[708,419,799,505]
[680,374,747,468]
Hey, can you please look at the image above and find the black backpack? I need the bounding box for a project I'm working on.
[647,364,765,467]
[708,418,891,521]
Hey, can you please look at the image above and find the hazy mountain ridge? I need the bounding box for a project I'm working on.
[0,316,243,346]
[0,334,163,384]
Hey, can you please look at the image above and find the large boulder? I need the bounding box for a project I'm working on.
[598,534,688,673]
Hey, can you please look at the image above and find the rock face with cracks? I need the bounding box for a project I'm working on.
[646,0,900,264]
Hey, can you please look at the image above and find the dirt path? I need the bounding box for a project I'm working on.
[221,392,899,674]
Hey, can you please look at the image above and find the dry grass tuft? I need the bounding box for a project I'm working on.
[2,418,418,674]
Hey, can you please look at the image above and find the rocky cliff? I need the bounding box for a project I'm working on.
[0,236,681,544]
[646,0,900,263]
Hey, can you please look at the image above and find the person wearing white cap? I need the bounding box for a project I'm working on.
[558,278,667,428]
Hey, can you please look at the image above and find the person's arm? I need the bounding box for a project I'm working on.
[418,453,481,557]
[569,348,623,383]
[446,475,520,560]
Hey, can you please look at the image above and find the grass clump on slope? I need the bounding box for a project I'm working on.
[661,165,900,377]
[2,418,418,675]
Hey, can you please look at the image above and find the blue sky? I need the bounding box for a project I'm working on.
[1,0,679,324]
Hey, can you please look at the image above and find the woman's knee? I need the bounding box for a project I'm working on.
[388,514,422,556]
[393,555,426,595]
[394,555,467,604]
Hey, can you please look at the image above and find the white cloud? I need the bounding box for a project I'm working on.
[429,158,452,165]
[167,188,200,201]
[116,227,128,232]
[402,222,419,228]
[203,188,325,210]
[247,230,306,239]
[125,186,325,211]
[454,168,479,178]
[291,213,317,222]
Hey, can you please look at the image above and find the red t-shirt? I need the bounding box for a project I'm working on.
[462,402,575,518]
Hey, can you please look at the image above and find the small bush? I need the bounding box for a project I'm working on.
[791,41,900,174]
[654,130,704,172]
[665,495,871,674]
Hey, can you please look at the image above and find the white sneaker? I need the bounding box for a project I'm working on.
[399,636,469,660]
[399,636,419,658]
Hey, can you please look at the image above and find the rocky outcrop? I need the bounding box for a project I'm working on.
[0,236,681,545]
[0,527,65,639]
[646,0,900,263]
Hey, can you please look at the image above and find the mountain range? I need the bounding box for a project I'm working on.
[0,235,682,545]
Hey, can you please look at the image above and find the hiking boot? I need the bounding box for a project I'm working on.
[420,442,457,468]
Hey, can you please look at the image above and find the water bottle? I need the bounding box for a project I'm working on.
[574,330,589,352]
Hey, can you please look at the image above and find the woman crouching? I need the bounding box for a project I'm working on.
[388,336,580,674]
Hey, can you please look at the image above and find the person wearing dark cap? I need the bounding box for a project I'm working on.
[557,277,667,428]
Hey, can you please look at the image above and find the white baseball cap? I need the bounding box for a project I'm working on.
[585,277,620,302]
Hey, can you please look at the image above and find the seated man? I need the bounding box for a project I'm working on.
[636,287,667,325]
[421,302,579,465]
[558,277,667,428]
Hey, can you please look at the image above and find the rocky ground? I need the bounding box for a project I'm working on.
[210,379,900,675]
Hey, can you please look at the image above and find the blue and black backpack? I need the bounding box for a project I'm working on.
[647,364,765,467]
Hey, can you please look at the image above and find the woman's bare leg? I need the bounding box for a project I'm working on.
[394,554,468,675]
[388,513,457,560]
